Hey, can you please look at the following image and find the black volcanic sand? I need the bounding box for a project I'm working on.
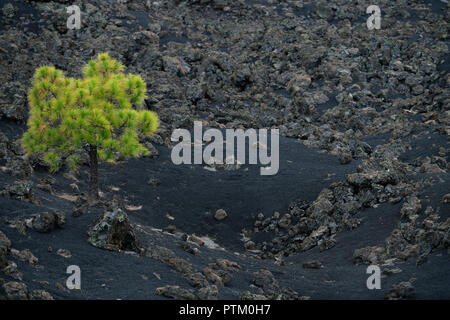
[0,0,448,300]
[102,135,359,250]
[1,131,449,299]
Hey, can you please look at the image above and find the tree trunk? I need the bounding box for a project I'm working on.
[88,144,99,202]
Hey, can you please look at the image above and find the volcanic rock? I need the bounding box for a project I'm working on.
[87,208,142,253]
[214,209,228,221]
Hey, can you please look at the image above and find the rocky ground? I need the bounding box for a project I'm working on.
[0,0,449,300]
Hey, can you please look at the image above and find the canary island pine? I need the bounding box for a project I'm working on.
[22,53,159,202]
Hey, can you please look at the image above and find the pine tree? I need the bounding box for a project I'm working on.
[22,53,159,202]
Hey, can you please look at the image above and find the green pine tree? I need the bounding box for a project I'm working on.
[22,52,159,202]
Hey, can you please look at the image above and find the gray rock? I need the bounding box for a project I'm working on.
[302,260,323,269]
[10,248,38,265]
[29,290,54,300]
[155,285,197,300]
[184,272,209,288]
[31,213,55,233]
[30,212,65,233]
[240,291,268,300]
[197,285,219,300]
[0,231,11,269]
[1,181,34,202]
[278,214,291,229]
[2,3,17,19]
[385,281,416,300]
[400,196,422,219]
[353,246,388,265]
[87,208,142,253]
[147,177,161,186]
[252,269,280,299]
[244,240,256,250]
[146,244,193,274]
[214,209,228,221]
[2,282,28,300]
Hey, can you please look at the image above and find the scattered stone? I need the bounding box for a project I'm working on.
[36,183,53,194]
[244,240,256,250]
[385,281,416,300]
[10,249,38,265]
[2,262,23,280]
[353,246,388,265]
[2,218,27,235]
[400,196,422,219]
[179,241,199,255]
[30,212,65,233]
[240,291,268,300]
[215,259,241,272]
[214,209,228,221]
[54,212,66,228]
[278,214,291,229]
[187,234,205,246]
[202,267,223,286]
[146,244,193,274]
[2,4,16,19]
[197,285,219,300]
[184,272,209,288]
[319,237,337,251]
[147,177,161,186]
[302,260,323,269]
[155,285,197,300]
[163,225,177,233]
[72,202,88,217]
[87,208,142,253]
[382,267,402,276]
[1,181,35,203]
[29,290,54,300]
[56,249,72,259]
[338,148,353,165]
[30,213,55,233]
[252,269,299,300]
[215,270,232,287]
[2,281,28,300]
[0,231,11,269]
